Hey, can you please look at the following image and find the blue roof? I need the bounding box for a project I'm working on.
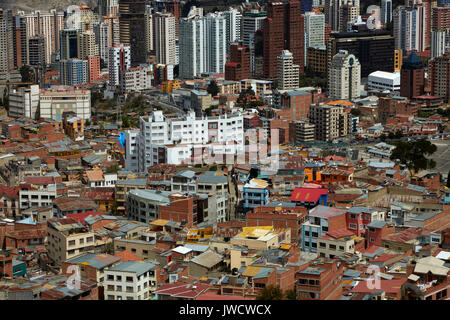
[367,220,387,229]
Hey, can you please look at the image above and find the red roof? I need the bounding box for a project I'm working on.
[66,211,104,225]
[0,186,19,198]
[196,293,254,300]
[23,176,55,185]
[290,187,328,202]
[325,228,355,239]
[115,250,140,262]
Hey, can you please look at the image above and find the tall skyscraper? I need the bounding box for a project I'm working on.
[108,44,131,91]
[381,0,392,25]
[78,30,99,60]
[144,6,154,55]
[328,50,361,100]
[328,30,395,77]
[431,30,446,59]
[278,50,300,90]
[304,12,325,66]
[0,9,14,75]
[98,0,119,18]
[153,12,177,65]
[59,59,89,85]
[263,0,304,79]
[93,22,109,64]
[220,8,242,53]
[241,11,266,75]
[339,3,359,32]
[60,29,79,60]
[325,0,360,32]
[119,0,146,66]
[400,52,425,99]
[393,5,427,53]
[430,53,450,103]
[179,14,226,79]
[28,36,46,67]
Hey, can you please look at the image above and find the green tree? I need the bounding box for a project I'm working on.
[390,139,437,174]
[256,285,283,300]
[284,289,297,300]
[207,80,219,97]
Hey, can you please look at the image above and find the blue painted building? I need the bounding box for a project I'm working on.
[243,179,270,212]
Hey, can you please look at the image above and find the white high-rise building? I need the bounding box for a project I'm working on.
[93,22,109,64]
[145,6,154,53]
[304,12,325,66]
[179,16,205,79]
[381,0,392,24]
[108,44,131,91]
[431,30,446,59]
[132,111,244,171]
[124,129,140,172]
[153,12,177,65]
[220,8,242,53]
[0,9,14,75]
[328,50,361,100]
[205,13,227,75]
[278,50,299,90]
[8,85,40,119]
[393,5,427,53]
[325,0,360,31]
[179,14,227,79]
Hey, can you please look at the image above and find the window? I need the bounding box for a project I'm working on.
[319,242,326,248]
[126,277,133,282]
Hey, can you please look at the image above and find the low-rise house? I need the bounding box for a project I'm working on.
[231,226,291,251]
[189,250,224,277]
[53,196,99,217]
[154,281,211,300]
[317,229,357,259]
[104,260,161,300]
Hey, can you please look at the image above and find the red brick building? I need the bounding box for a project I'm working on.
[366,220,395,248]
[263,0,304,79]
[246,206,308,243]
[296,259,344,300]
[432,6,450,31]
[159,194,200,228]
[401,52,425,99]
[225,44,251,81]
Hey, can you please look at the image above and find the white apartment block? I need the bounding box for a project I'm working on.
[220,8,242,52]
[108,44,131,91]
[304,12,325,66]
[19,186,58,210]
[132,110,244,171]
[120,64,153,93]
[39,86,91,121]
[328,50,361,101]
[145,7,154,53]
[393,5,427,53]
[179,16,206,79]
[431,30,446,60]
[179,14,227,79]
[153,12,177,65]
[278,50,300,90]
[104,261,159,300]
[93,22,109,64]
[381,0,392,24]
[124,129,140,172]
[8,85,40,119]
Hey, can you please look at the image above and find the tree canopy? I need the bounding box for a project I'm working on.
[207,80,219,97]
[256,285,284,300]
[390,139,437,173]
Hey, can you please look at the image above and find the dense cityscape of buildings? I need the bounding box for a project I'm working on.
[0,0,449,302]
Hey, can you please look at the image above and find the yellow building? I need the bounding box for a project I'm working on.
[394,50,403,72]
[161,80,181,94]
[230,226,291,251]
